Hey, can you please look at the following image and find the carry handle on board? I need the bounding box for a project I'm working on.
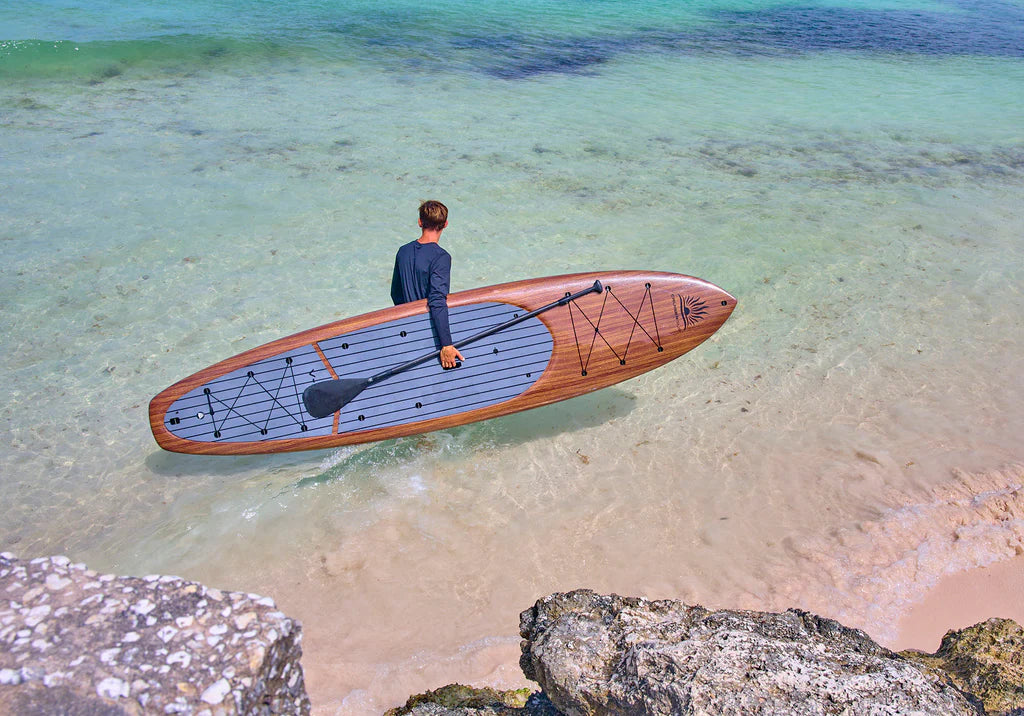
[302,279,604,418]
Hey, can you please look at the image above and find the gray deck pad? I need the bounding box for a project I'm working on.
[163,302,553,444]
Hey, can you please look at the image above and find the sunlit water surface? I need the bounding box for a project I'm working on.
[2,0,1023,712]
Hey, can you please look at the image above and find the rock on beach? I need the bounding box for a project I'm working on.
[4,554,1022,716]
[901,617,1024,715]
[0,553,309,715]
[390,590,1023,716]
[518,590,983,715]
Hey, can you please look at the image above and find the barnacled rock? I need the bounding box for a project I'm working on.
[0,553,310,715]
[384,684,560,716]
[519,590,981,715]
[901,617,1024,715]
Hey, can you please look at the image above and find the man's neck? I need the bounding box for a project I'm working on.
[417,229,443,244]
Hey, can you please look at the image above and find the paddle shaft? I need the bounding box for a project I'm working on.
[364,279,603,388]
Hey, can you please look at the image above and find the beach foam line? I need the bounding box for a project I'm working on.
[770,463,1024,644]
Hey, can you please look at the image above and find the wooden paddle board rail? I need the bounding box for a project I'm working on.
[149,271,736,455]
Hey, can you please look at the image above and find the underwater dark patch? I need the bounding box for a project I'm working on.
[463,0,1024,79]
[711,0,1024,57]
[453,33,626,79]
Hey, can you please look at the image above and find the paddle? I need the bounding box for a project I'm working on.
[302,279,603,418]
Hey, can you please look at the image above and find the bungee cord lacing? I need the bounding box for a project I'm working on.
[568,283,663,376]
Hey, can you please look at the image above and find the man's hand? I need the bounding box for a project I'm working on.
[440,345,464,369]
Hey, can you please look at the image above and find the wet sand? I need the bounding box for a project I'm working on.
[892,555,1024,653]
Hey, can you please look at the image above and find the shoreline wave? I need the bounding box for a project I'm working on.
[767,463,1024,643]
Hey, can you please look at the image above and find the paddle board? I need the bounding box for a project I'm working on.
[149,271,735,454]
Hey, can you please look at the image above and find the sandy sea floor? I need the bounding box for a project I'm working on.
[2,46,1023,713]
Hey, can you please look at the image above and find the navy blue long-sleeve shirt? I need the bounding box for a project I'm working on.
[390,240,453,347]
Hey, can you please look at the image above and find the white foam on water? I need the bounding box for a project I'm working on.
[760,465,1024,643]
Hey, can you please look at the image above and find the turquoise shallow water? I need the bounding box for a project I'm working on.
[2,1,1024,712]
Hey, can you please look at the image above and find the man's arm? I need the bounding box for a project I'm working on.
[425,252,452,347]
[390,255,404,306]
[428,253,463,368]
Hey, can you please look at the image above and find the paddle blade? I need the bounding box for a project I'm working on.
[302,379,367,418]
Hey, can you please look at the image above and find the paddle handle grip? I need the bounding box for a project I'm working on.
[453,279,603,350]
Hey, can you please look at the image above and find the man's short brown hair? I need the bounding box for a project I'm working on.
[419,200,448,231]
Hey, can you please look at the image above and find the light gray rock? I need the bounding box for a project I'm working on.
[0,553,310,715]
[519,590,981,715]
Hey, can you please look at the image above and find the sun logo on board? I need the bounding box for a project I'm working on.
[674,294,709,330]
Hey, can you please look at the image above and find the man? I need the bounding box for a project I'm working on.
[390,200,465,369]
